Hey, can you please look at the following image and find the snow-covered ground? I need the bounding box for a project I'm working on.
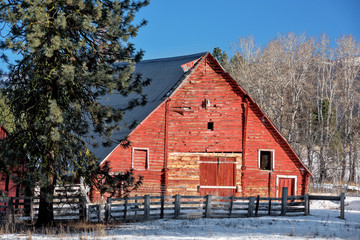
[1,198,360,240]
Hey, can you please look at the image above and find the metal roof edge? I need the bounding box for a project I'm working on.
[139,52,208,64]
[98,142,121,166]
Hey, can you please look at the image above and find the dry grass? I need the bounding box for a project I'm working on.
[26,230,32,240]
[0,220,109,238]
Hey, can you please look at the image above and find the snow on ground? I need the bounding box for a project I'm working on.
[1,199,360,240]
[312,183,360,193]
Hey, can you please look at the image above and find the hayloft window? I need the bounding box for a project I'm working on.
[208,122,214,131]
[258,150,274,171]
[132,148,149,170]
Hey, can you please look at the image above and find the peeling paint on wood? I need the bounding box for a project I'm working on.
[89,54,311,202]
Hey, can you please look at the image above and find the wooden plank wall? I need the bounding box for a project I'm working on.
[242,100,306,197]
[167,58,244,153]
[0,126,18,198]
[167,153,242,196]
[93,55,309,201]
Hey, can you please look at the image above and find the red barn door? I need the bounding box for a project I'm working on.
[200,157,236,196]
[278,177,295,197]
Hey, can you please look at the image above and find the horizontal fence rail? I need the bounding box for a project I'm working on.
[89,188,344,222]
[0,196,87,224]
[0,187,346,224]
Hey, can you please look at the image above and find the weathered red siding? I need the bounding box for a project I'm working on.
[165,58,244,196]
[89,104,167,201]
[93,53,311,201]
[0,125,20,198]
[167,59,244,153]
[242,101,308,197]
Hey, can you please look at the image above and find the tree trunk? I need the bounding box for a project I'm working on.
[306,145,313,170]
[349,144,356,183]
[341,148,347,183]
[319,148,327,183]
[36,170,56,227]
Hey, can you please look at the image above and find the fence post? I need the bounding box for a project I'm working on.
[7,198,15,224]
[340,193,345,220]
[268,199,272,215]
[174,194,181,219]
[160,195,165,219]
[97,205,101,223]
[229,195,234,217]
[30,197,34,223]
[247,196,255,217]
[144,195,150,220]
[304,194,309,216]
[134,195,138,218]
[79,196,87,221]
[124,198,128,221]
[255,195,260,217]
[105,198,111,223]
[281,187,288,216]
[205,195,212,218]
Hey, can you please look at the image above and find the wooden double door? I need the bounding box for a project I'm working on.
[199,157,236,196]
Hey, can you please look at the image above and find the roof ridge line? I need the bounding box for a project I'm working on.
[139,52,208,64]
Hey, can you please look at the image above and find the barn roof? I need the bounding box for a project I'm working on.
[88,52,207,161]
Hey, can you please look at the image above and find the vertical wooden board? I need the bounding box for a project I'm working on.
[218,161,235,196]
[200,163,217,186]
[218,163,234,186]
[200,157,217,195]
[278,178,295,196]
[288,178,295,195]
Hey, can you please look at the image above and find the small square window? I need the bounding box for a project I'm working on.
[259,150,274,170]
[207,122,214,131]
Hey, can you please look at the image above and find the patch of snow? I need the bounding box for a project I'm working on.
[1,198,360,240]
[312,183,360,193]
[347,185,360,191]
[310,200,340,209]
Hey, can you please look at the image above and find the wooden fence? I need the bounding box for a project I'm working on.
[0,187,346,223]
[0,196,87,224]
[88,188,346,222]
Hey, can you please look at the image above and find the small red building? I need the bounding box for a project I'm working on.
[89,52,312,201]
[0,125,21,198]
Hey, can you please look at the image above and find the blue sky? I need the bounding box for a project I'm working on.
[132,0,360,60]
[1,0,359,71]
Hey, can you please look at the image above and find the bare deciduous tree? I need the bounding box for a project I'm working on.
[224,33,360,185]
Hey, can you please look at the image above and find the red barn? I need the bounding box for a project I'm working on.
[89,52,312,201]
[0,125,21,198]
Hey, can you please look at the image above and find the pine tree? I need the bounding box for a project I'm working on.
[212,47,229,69]
[0,0,149,226]
[0,88,14,132]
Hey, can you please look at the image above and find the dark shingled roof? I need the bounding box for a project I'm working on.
[88,52,207,161]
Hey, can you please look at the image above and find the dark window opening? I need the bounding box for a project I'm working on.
[208,122,214,131]
[260,151,272,170]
